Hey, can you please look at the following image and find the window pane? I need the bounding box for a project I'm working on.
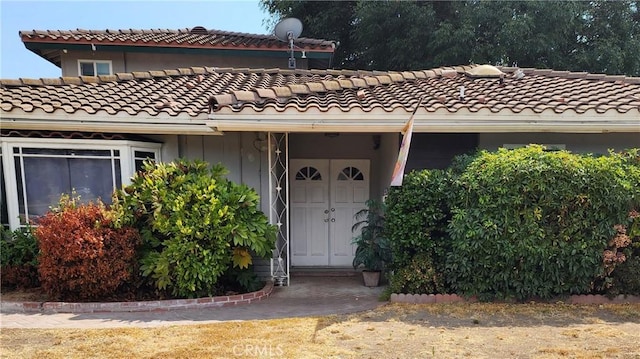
[69,158,115,204]
[134,150,156,171]
[134,151,155,159]
[17,155,121,223]
[114,160,122,188]
[14,157,26,224]
[96,62,110,75]
[22,157,70,219]
[1,157,8,227]
[80,62,95,76]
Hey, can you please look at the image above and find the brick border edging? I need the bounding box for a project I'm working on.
[389,293,640,304]
[0,280,274,314]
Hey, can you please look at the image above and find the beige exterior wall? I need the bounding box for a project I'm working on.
[479,133,639,154]
[59,50,308,76]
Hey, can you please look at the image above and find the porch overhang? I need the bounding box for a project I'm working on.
[206,110,640,134]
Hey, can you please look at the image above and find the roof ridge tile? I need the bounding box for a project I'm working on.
[321,80,341,91]
[149,70,168,77]
[60,77,82,85]
[364,77,380,86]
[388,73,405,82]
[132,72,152,79]
[376,75,392,85]
[272,86,292,97]
[337,79,354,88]
[79,76,100,83]
[177,68,194,75]
[21,78,44,86]
[115,73,134,81]
[98,74,118,82]
[288,84,310,94]
[306,82,327,92]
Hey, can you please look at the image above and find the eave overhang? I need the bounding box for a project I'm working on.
[0,111,222,136]
[206,109,640,134]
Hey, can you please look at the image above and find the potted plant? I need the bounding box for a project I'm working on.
[352,199,391,287]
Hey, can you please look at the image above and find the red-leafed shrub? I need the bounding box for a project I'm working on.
[35,195,140,301]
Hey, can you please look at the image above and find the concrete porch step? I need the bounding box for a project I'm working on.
[290,267,360,277]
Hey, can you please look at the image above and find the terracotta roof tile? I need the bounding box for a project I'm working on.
[272,86,292,97]
[306,82,326,93]
[1,65,639,120]
[21,28,335,53]
[232,90,258,102]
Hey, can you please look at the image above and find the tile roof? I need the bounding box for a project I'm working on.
[20,28,335,52]
[2,65,639,123]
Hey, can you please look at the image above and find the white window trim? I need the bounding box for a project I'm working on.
[77,59,113,76]
[1,137,160,230]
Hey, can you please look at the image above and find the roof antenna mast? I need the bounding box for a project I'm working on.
[274,18,303,69]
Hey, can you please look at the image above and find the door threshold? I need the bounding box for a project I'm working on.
[291,267,359,277]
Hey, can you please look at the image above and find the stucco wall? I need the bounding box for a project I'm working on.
[59,50,307,76]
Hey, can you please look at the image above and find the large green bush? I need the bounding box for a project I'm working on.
[385,169,453,293]
[446,146,637,301]
[112,159,276,298]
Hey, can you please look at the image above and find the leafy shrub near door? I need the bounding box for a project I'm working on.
[36,195,141,301]
[446,146,638,301]
[385,169,453,293]
[387,252,444,295]
[111,159,276,298]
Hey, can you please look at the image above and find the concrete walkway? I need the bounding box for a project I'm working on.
[0,276,385,329]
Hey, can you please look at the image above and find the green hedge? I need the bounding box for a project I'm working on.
[385,169,453,293]
[386,146,640,300]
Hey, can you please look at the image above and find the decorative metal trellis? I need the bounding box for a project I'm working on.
[268,132,290,286]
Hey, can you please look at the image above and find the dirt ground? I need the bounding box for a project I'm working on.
[2,302,639,358]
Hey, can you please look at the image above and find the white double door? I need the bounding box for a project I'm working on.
[290,159,370,267]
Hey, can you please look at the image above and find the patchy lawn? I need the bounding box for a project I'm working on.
[2,303,639,358]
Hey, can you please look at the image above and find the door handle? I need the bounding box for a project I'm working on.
[331,218,335,222]
[324,209,330,214]
[330,208,335,212]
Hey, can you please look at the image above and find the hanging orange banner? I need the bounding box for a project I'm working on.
[390,97,423,186]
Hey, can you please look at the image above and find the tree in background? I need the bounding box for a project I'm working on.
[261,0,640,76]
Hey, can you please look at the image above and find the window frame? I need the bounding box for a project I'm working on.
[1,137,160,230]
[77,59,113,76]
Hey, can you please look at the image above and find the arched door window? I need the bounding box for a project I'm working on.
[295,166,322,181]
[337,167,364,181]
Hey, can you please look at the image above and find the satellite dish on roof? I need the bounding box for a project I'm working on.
[274,18,303,69]
[274,17,303,42]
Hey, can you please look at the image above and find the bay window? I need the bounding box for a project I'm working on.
[1,138,160,230]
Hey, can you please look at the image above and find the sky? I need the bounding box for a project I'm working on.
[0,0,272,79]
